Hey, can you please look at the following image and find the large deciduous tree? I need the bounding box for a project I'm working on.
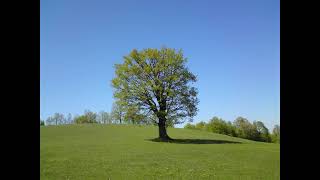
[112,47,199,140]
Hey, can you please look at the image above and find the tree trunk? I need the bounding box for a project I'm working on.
[158,116,172,141]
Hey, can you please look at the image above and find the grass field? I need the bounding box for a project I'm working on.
[40,124,280,180]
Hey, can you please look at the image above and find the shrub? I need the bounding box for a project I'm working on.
[195,121,206,130]
[184,123,196,129]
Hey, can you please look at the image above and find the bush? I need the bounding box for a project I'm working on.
[184,123,196,129]
[195,121,206,130]
[205,117,227,134]
[233,117,260,141]
[271,125,280,143]
[74,110,98,124]
[226,121,237,137]
[253,121,271,142]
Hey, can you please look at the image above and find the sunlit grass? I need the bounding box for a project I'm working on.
[40,124,280,179]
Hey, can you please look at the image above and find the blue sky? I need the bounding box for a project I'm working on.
[40,0,279,129]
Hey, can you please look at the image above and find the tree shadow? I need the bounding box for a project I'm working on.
[147,138,242,144]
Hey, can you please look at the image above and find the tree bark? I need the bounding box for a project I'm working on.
[158,116,172,141]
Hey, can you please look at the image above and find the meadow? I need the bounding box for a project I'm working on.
[40,124,280,180]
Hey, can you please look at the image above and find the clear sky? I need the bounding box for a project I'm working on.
[40,0,279,129]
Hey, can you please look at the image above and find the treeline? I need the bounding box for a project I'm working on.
[40,102,181,127]
[184,117,280,143]
[42,110,108,125]
[40,110,156,126]
[40,102,159,126]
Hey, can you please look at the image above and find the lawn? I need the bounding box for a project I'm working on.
[40,124,280,180]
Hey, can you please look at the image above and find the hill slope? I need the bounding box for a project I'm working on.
[40,124,280,179]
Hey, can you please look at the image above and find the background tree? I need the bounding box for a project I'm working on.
[66,113,73,124]
[233,117,259,140]
[184,123,196,129]
[74,110,97,124]
[226,121,237,137]
[271,125,280,143]
[253,121,271,142]
[84,110,97,123]
[111,101,125,124]
[112,47,199,140]
[195,121,206,130]
[123,105,146,124]
[99,111,111,124]
[205,117,229,134]
[52,113,64,125]
[74,115,87,124]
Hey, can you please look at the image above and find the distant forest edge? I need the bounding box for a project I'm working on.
[40,109,280,144]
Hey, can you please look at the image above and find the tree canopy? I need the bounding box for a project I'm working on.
[112,47,199,140]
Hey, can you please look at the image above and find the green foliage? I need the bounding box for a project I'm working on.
[98,111,112,124]
[123,105,146,124]
[111,47,199,127]
[271,125,280,143]
[184,123,196,129]
[46,113,65,125]
[66,113,73,124]
[195,121,206,130]
[74,110,98,124]
[111,101,125,124]
[185,116,275,143]
[74,115,88,124]
[233,117,260,141]
[226,121,238,137]
[204,117,237,137]
[41,124,280,179]
[40,120,45,126]
[253,121,271,142]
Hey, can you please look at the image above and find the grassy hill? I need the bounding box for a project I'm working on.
[40,124,280,179]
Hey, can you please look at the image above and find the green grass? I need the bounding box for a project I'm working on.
[40,124,280,180]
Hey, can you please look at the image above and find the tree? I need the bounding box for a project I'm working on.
[184,123,196,129]
[226,121,237,137]
[99,111,111,124]
[65,113,72,124]
[123,105,146,124]
[195,121,206,130]
[253,121,271,142]
[205,117,228,134]
[271,125,280,143]
[233,117,259,140]
[84,110,97,123]
[111,101,125,124]
[40,120,45,126]
[74,110,97,124]
[46,113,65,125]
[112,47,199,140]
[273,125,280,136]
[74,115,88,124]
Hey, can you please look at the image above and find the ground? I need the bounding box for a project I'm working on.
[40,124,280,180]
